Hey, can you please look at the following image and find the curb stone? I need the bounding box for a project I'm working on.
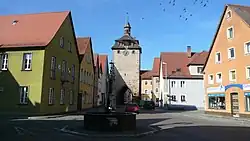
[54,126,162,138]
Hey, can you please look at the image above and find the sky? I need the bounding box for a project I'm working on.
[1,0,250,69]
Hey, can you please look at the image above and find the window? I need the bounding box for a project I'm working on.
[244,42,250,54]
[117,50,120,54]
[0,53,8,70]
[197,67,203,74]
[71,64,75,83]
[69,90,74,105]
[246,66,250,79]
[226,11,232,19]
[60,88,65,105]
[80,69,83,82]
[208,95,226,110]
[208,74,214,84]
[227,27,234,39]
[145,90,148,94]
[20,86,29,104]
[145,81,148,85]
[84,70,87,83]
[132,50,135,54]
[171,95,177,101]
[181,95,186,102]
[229,69,236,81]
[60,36,64,48]
[150,81,152,85]
[171,81,176,88]
[156,88,158,92]
[48,88,55,105]
[50,56,56,79]
[68,41,72,52]
[61,60,66,79]
[215,52,221,63]
[180,81,185,88]
[216,73,222,83]
[22,53,32,70]
[228,47,235,59]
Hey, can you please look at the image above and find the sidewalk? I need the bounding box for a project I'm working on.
[180,110,250,122]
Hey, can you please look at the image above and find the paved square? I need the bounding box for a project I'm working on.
[2,109,250,141]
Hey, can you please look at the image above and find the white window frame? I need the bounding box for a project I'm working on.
[229,69,236,82]
[1,53,8,70]
[215,51,221,64]
[60,88,65,105]
[246,66,250,79]
[180,81,185,88]
[23,53,32,70]
[216,72,222,83]
[20,86,29,104]
[227,26,234,39]
[48,88,55,105]
[197,67,203,74]
[145,81,148,85]
[208,74,214,84]
[228,47,236,60]
[50,56,56,79]
[226,10,232,19]
[244,41,250,55]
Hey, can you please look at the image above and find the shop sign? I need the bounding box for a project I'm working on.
[207,85,225,93]
[243,84,250,91]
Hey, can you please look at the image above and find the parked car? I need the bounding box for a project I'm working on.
[143,101,155,110]
[125,103,140,114]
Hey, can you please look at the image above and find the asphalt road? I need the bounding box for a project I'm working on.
[2,109,250,141]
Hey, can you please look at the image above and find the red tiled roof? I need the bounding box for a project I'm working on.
[161,50,207,79]
[77,37,91,55]
[140,70,153,80]
[151,57,160,76]
[188,51,208,66]
[0,11,70,48]
[99,54,108,72]
[93,53,99,67]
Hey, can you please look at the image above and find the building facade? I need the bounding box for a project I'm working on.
[0,11,79,115]
[111,21,142,105]
[203,4,250,117]
[93,54,101,107]
[140,70,153,101]
[98,55,109,106]
[159,46,208,109]
[77,37,95,110]
[151,58,160,106]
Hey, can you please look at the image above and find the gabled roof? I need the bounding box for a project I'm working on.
[151,57,160,76]
[93,53,99,67]
[0,11,69,48]
[161,51,208,79]
[77,37,91,55]
[99,54,108,72]
[203,4,250,72]
[188,51,208,66]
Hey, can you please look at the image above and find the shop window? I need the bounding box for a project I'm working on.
[245,93,250,111]
[208,94,226,110]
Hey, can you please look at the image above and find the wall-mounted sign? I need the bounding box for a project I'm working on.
[206,85,225,93]
[243,84,250,91]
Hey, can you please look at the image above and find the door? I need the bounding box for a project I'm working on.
[77,93,83,111]
[231,93,239,117]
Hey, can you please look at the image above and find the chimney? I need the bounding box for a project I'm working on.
[187,46,192,58]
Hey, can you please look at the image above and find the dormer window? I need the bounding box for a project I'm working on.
[226,11,232,19]
[12,20,18,25]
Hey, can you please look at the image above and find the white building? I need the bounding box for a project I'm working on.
[159,46,208,110]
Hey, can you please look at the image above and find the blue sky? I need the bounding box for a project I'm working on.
[1,0,250,69]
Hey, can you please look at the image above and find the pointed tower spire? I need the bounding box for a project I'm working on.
[124,12,131,35]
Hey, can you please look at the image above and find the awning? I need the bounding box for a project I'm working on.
[208,93,225,97]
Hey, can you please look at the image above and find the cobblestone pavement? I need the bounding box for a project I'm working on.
[2,109,250,141]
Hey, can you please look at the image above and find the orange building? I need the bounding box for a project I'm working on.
[203,4,250,117]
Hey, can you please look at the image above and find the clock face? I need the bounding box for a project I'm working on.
[123,50,129,56]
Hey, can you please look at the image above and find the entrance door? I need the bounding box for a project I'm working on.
[231,93,239,117]
[77,93,83,111]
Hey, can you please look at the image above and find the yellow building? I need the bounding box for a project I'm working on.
[77,37,95,110]
[0,11,80,115]
[140,70,153,101]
